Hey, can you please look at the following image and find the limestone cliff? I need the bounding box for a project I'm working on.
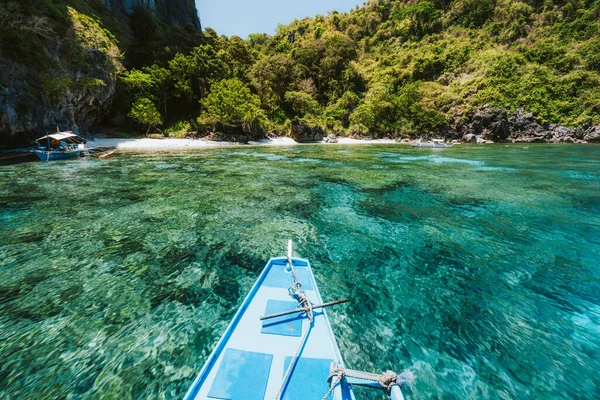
[102,0,201,28]
[0,0,201,148]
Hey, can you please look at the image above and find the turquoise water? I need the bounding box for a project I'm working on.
[0,144,599,399]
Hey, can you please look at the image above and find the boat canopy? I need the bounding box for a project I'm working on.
[35,132,85,144]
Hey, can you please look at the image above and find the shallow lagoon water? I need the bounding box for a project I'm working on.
[0,144,599,399]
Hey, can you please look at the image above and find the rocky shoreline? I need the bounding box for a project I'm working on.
[279,111,600,144]
[451,107,600,144]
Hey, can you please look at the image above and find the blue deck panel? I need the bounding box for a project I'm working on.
[184,256,355,400]
[207,348,272,400]
[282,356,335,400]
[262,264,314,290]
[261,300,303,337]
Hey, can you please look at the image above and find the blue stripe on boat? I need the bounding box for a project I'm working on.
[207,348,272,400]
[261,300,304,337]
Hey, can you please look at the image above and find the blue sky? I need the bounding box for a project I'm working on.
[195,0,364,38]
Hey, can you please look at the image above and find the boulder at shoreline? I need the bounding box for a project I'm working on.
[290,119,324,143]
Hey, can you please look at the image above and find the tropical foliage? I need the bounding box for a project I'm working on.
[128,97,161,135]
[3,0,600,137]
[198,78,266,133]
[118,0,600,137]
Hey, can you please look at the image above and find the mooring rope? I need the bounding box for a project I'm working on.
[320,366,415,399]
[322,366,345,400]
[273,256,315,400]
[379,370,400,394]
[274,313,313,400]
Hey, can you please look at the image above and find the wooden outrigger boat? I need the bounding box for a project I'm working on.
[184,241,412,400]
[1,129,115,164]
[34,131,88,161]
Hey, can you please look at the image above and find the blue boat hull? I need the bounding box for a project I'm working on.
[34,150,82,161]
[184,256,356,400]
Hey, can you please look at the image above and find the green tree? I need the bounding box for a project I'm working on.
[293,33,357,102]
[120,69,154,95]
[321,32,358,98]
[350,90,394,135]
[395,81,446,133]
[284,91,320,117]
[325,91,360,128]
[168,52,195,99]
[248,54,299,109]
[447,0,493,29]
[169,44,226,101]
[120,66,173,121]
[143,64,172,117]
[128,97,162,135]
[219,36,255,79]
[392,1,442,38]
[199,78,266,132]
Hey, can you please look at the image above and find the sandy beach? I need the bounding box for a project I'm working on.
[91,137,400,150]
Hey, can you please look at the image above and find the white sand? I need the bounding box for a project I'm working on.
[91,137,403,150]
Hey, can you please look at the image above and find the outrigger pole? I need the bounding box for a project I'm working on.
[327,362,413,400]
[260,298,351,321]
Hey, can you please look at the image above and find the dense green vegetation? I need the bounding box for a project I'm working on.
[2,0,600,137]
[119,0,600,137]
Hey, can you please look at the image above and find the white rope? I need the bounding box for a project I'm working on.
[274,312,313,400]
[319,366,415,399]
[322,366,345,400]
[273,255,315,400]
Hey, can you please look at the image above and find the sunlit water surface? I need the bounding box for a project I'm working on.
[1,144,599,399]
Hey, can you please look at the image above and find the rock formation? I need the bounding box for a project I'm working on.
[453,107,600,144]
[324,134,338,143]
[290,119,324,142]
[101,0,200,28]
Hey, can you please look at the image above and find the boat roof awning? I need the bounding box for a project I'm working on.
[36,132,85,143]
